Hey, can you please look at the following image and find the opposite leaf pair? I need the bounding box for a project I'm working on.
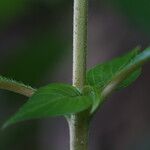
[1,47,150,128]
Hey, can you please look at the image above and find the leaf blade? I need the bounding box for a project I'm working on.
[101,48,150,99]
[87,48,150,113]
[87,47,141,90]
[3,83,92,128]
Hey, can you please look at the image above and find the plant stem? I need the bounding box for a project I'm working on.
[69,0,89,150]
[68,112,90,150]
[0,77,36,97]
[73,0,88,89]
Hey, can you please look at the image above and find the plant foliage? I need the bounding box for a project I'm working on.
[0,48,150,128]
[3,84,92,128]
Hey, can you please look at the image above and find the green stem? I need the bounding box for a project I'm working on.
[68,112,90,150]
[69,0,89,150]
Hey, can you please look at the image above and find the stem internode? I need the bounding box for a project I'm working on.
[73,0,88,89]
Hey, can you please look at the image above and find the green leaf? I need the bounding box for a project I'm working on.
[87,47,141,90]
[116,69,141,90]
[82,86,101,113]
[101,48,150,99]
[3,84,92,128]
[87,48,150,113]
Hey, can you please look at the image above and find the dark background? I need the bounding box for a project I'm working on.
[0,0,150,150]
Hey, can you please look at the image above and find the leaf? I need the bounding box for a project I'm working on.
[82,86,101,113]
[101,48,150,99]
[87,48,150,113]
[116,69,141,90]
[87,47,141,90]
[3,84,92,128]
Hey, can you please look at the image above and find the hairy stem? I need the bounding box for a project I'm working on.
[73,0,88,89]
[0,76,36,97]
[69,0,89,150]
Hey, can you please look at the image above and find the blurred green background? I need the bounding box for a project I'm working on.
[0,0,150,150]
